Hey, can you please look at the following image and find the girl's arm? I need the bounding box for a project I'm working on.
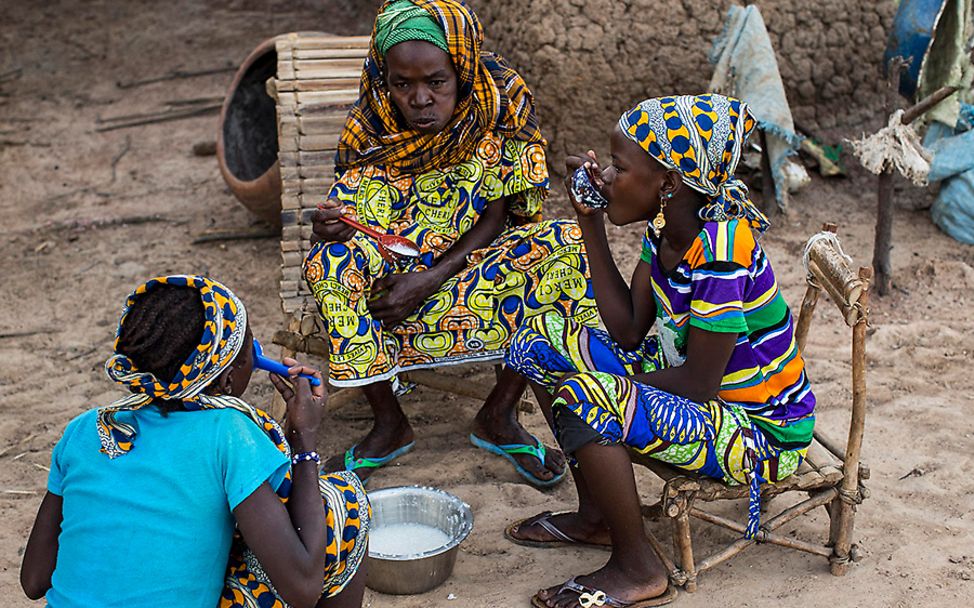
[567,152,656,350]
[367,195,509,326]
[576,212,657,350]
[632,326,738,403]
[21,492,62,600]
[233,362,328,608]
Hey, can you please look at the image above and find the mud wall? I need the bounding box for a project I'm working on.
[474,0,893,168]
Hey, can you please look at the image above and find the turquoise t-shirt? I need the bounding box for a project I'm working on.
[45,406,290,608]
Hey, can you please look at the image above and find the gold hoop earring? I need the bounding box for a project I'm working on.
[652,193,671,237]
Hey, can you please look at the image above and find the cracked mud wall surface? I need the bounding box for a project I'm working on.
[474,0,893,167]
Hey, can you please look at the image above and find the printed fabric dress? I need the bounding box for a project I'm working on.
[304,133,598,387]
[221,408,371,606]
[505,219,815,538]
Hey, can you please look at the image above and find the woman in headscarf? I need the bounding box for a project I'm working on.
[21,276,369,608]
[305,0,595,487]
[502,95,814,607]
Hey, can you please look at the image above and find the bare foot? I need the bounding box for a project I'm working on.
[536,553,669,608]
[323,417,414,483]
[472,409,566,484]
[509,511,611,547]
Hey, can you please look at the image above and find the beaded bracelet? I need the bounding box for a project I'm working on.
[291,451,321,465]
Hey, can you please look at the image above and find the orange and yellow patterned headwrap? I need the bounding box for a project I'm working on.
[96,275,281,459]
[335,0,545,174]
[619,94,770,234]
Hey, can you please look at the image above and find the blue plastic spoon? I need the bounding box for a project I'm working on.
[253,338,321,386]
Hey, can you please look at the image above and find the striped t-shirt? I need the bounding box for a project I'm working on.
[640,219,815,448]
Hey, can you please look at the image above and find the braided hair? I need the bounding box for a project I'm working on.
[115,285,205,412]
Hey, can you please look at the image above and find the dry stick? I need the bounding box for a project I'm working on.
[0,328,57,340]
[97,98,219,123]
[95,104,222,132]
[902,86,960,126]
[46,214,174,231]
[65,345,100,361]
[116,66,235,89]
[0,67,23,84]
[110,136,132,183]
[65,38,97,60]
[0,140,51,147]
[165,96,224,107]
[191,227,279,245]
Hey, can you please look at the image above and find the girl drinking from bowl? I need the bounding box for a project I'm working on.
[20,276,369,608]
[503,95,815,608]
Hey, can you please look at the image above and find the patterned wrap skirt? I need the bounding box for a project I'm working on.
[305,220,598,387]
[220,469,371,606]
[505,312,806,538]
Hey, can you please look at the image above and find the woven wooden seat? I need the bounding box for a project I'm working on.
[633,223,872,592]
[271,33,369,329]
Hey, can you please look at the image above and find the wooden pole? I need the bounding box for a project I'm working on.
[873,171,895,295]
[794,285,820,352]
[643,526,679,580]
[872,59,957,296]
[830,266,872,575]
[690,489,838,573]
[672,512,697,592]
[901,85,959,125]
[872,58,905,296]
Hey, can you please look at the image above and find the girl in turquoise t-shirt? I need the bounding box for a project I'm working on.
[21,276,369,608]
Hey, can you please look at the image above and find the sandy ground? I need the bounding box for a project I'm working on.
[2,2,973,607]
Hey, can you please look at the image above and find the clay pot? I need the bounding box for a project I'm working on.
[217,36,286,226]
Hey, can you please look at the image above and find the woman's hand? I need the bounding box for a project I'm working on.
[310,198,356,245]
[564,150,605,219]
[238,360,330,607]
[367,270,442,327]
[269,358,325,451]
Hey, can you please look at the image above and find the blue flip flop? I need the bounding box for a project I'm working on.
[343,441,415,485]
[469,433,566,488]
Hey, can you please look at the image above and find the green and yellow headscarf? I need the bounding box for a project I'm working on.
[336,0,545,174]
[97,275,284,459]
[374,0,448,56]
[619,94,770,233]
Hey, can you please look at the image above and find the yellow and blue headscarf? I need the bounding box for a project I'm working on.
[97,275,285,459]
[619,94,770,234]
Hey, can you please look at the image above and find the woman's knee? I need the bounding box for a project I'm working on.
[526,310,560,332]
[553,371,600,405]
[508,312,557,355]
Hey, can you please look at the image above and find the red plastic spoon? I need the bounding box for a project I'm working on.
[336,214,421,259]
